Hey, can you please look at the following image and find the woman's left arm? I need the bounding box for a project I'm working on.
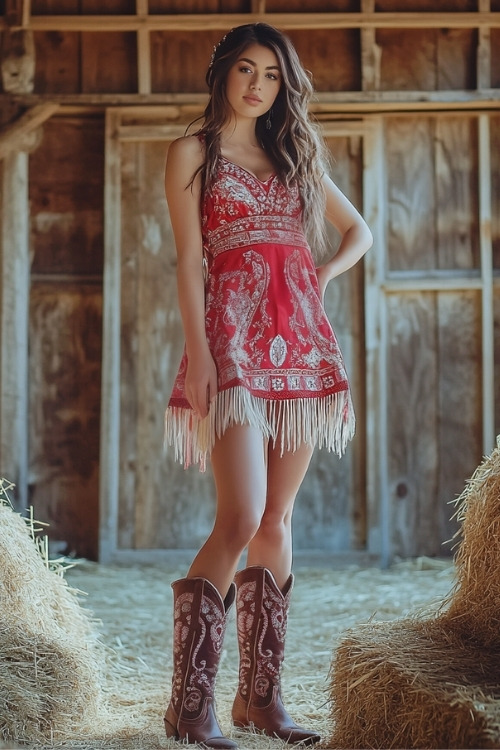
[316,172,373,300]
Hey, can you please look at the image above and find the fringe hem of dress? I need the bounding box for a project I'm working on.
[164,385,355,471]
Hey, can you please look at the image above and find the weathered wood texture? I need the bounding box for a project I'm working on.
[0,152,29,512]
[383,115,484,557]
[0,2,498,562]
[492,114,500,440]
[28,284,102,560]
[28,116,104,558]
[30,117,104,275]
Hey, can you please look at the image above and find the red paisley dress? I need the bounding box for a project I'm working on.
[165,156,355,470]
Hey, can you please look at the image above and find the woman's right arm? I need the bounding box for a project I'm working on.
[165,136,217,419]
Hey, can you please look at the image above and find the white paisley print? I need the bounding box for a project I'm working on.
[165,152,355,469]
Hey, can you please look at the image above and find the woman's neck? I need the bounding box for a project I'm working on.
[220,118,261,150]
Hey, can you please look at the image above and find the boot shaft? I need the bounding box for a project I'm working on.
[171,577,235,718]
[234,566,293,707]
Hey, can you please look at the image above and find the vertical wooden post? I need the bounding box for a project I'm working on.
[361,0,380,92]
[99,109,122,562]
[363,118,390,566]
[0,151,29,510]
[477,0,491,90]
[136,0,151,95]
[478,114,494,454]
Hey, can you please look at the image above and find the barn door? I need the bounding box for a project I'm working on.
[99,109,376,563]
[365,113,497,566]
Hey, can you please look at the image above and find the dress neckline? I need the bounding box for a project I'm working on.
[220,155,276,185]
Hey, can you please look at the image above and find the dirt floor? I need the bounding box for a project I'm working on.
[24,554,455,750]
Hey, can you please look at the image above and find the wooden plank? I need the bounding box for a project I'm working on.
[362,117,390,563]
[478,113,495,454]
[287,28,360,92]
[136,0,151,95]
[361,0,380,92]
[4,0,24,27]
[33,30,80,93]
[477,0,491,89]
[28,283,102,560]
[386,292,441,558]
[9,89,500,113]
[17,12,500,32]
[0,102,58,159]
[0,152,29,511]
[81,32,137,93]
[98,109,122,563]
[385,117,436,272]
[492,115,500,270]
[436,29,476,90]
[384,277,484,291]
[377,28,437,90]
[436,290,482,547]
[29,116,104,276]
[150,29,221,93]
[435,117,479,270]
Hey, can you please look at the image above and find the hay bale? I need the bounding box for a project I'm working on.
[442,440,500,647]
[329,439,500,749]
[331,619,500,749]
[0,481,106,743]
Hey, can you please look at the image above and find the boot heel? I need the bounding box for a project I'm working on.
[163,716,178,738]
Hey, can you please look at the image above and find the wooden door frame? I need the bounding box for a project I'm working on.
[98,108,384,563]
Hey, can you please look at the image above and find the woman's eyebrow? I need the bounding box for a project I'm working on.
[238,57,280,71]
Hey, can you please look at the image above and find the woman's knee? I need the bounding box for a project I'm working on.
[214,505,262,550]
[255,506,292,544]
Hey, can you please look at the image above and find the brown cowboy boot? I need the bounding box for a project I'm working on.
[164,577,237,749]
[232,566,321,745]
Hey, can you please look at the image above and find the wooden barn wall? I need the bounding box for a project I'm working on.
[0,3,498,561]
[28,116,104,559]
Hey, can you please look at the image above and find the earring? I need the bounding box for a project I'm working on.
[266,108,272,130]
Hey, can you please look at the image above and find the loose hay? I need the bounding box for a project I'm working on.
[329,439,500,749]
[0,480,107,743]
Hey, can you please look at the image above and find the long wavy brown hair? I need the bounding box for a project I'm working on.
[190,23,329,261]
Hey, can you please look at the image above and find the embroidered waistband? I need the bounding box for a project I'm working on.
[205,216,309,257]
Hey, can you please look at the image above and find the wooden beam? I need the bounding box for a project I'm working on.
[0,151,29,511]
[477,0,491,89]
[0,102,59,160]
[98,109,123,563]
[4,89,500,115]
[6,12,500,33]
[478,114,495,454]
[361,0,381,92]
[136,0,151,95]
[362,117,391,565]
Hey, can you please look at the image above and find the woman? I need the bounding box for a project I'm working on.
[163,22,372,749]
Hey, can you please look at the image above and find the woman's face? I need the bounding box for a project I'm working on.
[224,42,282,122]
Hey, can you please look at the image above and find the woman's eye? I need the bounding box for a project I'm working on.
[266,73,278,80]
[239,66,252,73]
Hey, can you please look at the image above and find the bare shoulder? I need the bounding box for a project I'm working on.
[166,135,204,173]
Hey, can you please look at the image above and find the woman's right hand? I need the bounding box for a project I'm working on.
[184,348,218,419]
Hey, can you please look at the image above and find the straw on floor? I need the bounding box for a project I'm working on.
[329,438,500,749]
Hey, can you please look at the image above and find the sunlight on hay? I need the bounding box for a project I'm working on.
[443,439,500,646]
[0,479,108,743]
[329,439,500,750]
